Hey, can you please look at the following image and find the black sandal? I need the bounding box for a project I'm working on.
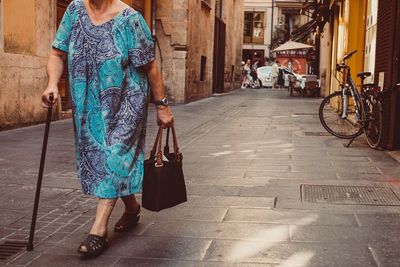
[77,234,108,258]
[114,206,140,232]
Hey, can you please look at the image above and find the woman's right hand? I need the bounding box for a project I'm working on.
[41,86,59,108]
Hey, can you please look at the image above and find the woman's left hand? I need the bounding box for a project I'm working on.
[156,106,174,128]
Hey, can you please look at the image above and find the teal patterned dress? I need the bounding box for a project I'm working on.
[52,0,155,198]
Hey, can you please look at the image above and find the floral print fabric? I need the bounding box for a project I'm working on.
[52,0,155,198]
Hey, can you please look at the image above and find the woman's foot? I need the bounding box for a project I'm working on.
[114,205,140,232]
[77,234,108,258]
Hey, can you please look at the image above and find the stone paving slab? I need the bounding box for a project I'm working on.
[114,259,273,267]
[223,209,358,226]
[142,221,290,241]
[27,254,118,267]
[204,240,374,266]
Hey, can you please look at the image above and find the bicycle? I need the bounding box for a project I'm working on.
[319,50,383,148]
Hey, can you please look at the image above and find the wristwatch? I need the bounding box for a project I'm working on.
[154,97,169,107]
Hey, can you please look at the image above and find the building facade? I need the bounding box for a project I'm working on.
[243,0,309,65]
[0,0,56,130]
[155,0,244,101]
[307,0,400,149]
[0,0,244,129]
[374,0,400,150]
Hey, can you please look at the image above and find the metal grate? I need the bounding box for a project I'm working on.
[301,185,400,206]
[0,241,27,262]
[304,131,332,136]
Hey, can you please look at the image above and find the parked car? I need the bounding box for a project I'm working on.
[256,66,273,88]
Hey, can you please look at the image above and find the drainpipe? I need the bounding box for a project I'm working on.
[271,0,275,60]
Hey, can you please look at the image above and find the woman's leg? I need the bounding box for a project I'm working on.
[121,194,140,213]
[114,194,140,232]
[79,198,117,252]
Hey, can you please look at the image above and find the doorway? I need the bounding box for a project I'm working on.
[212,17,226,94]
[242,49,265,67]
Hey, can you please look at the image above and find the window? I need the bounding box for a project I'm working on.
[243,12,265,44]
[3,0,36,54]
[200,56,207,81]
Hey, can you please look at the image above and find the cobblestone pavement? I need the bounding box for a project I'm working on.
[1,88,400,266]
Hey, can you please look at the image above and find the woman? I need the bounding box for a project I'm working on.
[241,59,252,88]
[41,0,173,257]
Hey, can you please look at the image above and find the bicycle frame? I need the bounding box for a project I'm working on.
[336,52,364,124]
[341,71,363,122]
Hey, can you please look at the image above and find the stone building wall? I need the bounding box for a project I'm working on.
[186,0,215,102]
[0,0,58,130]
[155,0,244,102]
[222,0,244,91]
[154,0,189,103]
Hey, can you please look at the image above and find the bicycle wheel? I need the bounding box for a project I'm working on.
[319,91,363,139]
[363,94,383,148]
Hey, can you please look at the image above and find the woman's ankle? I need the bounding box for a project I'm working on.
[89,223,108,237]
[124,203,140,214]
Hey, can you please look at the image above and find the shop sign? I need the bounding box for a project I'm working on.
[276,49,308,58]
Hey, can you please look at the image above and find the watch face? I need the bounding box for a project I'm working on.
[155,97,169,106]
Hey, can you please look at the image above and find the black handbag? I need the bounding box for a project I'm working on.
[142,126,187,211]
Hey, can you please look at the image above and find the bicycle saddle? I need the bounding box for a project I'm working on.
[357,72,371,79]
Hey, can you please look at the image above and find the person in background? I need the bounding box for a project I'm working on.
[252,60,259,72]
[241,59,252,89]
[272,60,281,89]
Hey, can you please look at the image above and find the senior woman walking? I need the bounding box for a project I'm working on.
[41,0,173,257]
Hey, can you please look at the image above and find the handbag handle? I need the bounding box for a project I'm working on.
[164,127,181,159]
[164,128,170,155]
[149,126,182,167]
[150,126,163,160]
[155,127,164,167]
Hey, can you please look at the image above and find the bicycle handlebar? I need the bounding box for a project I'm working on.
[335,50,358,72]
[342,50,357,61]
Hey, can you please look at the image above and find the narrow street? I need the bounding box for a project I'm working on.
[1,88,400,266]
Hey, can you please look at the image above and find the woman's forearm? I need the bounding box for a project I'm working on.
[46,50,65,88]
[144,60,166,101]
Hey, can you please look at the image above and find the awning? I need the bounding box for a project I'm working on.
[273,40,313,52]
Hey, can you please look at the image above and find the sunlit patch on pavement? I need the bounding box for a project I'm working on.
[226,214,318,263]
[277,251,314,267]
[226,225,288,262]
[210,151,233,157]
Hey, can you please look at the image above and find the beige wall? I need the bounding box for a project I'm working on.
[154,0,189,103]
[320,23,332,97]
[0,0,57,129]
[3,0,36,54]
[222,0,244,91]
[0,1,4,52]
[186,0,215,101]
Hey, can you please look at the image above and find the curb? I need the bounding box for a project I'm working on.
[211,88,242,97]
[387,150,400,164]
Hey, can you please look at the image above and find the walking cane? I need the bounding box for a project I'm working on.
[27,93,54,251]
